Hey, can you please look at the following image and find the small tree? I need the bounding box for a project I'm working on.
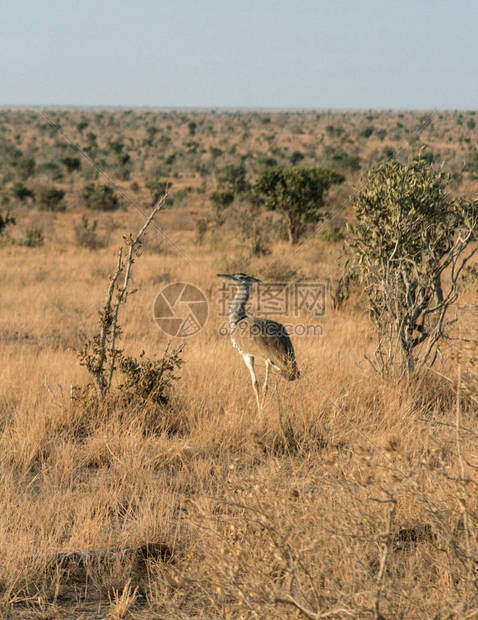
[38,186,66,212]
[77,202,179,403]
[218,162,250,194]
[349,160,477,376]
[82,183,119,211]
[11,182,34,203]
[61,156,81,172]
[209,189,234,227]
[254,166,344,244]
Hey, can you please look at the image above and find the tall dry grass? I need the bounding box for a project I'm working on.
[1,107,477,617]
[0,209,476,618]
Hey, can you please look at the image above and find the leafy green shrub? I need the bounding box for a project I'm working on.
[61,156,81,172]
[290,151,304,165]
[381,146,395,160]
[11,182,34,203]
[38,161,63,180]
[349,160,477,375]
[37,186,66,211]
[82,183,119,211]
[257,156,278,168]
[12,155,35,180]
[209,190,234,227]
[414,151,434,164]
[255,166,344,244]
[217,163,250,193]
[76,120,88,133]
[323,147,360,172]
[360,126,374,138]
[464,152,478,176]
[325,125,344,137]
[209,146,223,159]
[210,190,234,208]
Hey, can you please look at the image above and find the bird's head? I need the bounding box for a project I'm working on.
[216,273,262,284]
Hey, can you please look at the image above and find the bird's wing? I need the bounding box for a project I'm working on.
[232,317,299,379]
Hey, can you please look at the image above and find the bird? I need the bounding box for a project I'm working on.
[216,272,300,412]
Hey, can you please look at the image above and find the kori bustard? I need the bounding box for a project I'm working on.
[217,273,300,411]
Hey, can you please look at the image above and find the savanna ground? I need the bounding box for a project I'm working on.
[0,108,477,618]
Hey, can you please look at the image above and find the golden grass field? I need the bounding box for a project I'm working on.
[0,109,477,618]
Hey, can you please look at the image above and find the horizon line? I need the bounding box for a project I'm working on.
[0,104,476,114]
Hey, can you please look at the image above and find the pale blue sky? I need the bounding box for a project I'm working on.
[1,0,477,108]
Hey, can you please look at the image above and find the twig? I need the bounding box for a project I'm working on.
[275,594,355,619]
[106,200,165,391]
[455,354,473,583]
[374,496,396,620]
[94,247,123,401]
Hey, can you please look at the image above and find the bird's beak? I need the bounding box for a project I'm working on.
[216,273,233,279]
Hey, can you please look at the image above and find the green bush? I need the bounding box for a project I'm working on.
[0,211,15,236]
[209,190,234,227]
[349,160,477,375]
[360,126,374,138]
[217,163,249,193]
[255,166,344,244]
[464,152,478,176]
[290,150,304,165]
[323,147,360,172]
[11,182,34,203]
[37,186,66,212]
[61,157,81,172]
[39,161,63,181]
[82,183,119,211]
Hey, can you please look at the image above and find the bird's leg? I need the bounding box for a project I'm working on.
[260,360,271,410]
[242,354,261,412]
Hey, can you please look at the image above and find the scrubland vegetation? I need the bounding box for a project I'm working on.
[0,108,477,618]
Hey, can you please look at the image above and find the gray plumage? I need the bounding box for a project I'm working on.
[217,272,300,412]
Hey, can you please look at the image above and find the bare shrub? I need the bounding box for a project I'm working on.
[194,217,208,245]
[74,215,104,250]
[20,226,44,247]
[76,203,182,405]
[117,344,184,409]
[0,211,16,237]
[260,258,300,282]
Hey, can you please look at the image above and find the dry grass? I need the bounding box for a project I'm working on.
[0,109,477,617]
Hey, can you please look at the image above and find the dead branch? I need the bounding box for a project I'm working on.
[79,200,165,401]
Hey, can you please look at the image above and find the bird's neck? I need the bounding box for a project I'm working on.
[229,282,252,327]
